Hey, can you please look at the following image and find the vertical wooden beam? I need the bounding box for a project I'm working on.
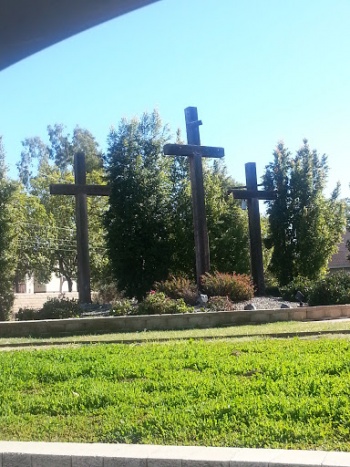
[245,162,265,296]
[74,152,92,303]
[184,107,210,288]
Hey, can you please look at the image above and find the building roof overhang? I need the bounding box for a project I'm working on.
[0,0,159,71]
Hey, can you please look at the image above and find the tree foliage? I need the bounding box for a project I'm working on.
[105,111,173,299]
[105,110,249,299]
[263,140,346,285]
[0,137,16,319]
[10,187,55,290]
[16,125,107,291]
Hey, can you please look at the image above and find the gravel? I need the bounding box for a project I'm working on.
[234,296,303,310]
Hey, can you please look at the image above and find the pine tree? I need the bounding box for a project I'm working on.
[264,140,346,285]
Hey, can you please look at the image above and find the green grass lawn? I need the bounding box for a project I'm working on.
[1,336,350,450]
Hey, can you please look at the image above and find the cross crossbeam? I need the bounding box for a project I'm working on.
[229,189,276,200]
[164,144,224,159]
[50,184,111,196]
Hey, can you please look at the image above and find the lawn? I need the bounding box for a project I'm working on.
[1,336,350,450]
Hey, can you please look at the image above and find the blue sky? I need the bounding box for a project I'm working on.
[1,0,349,198]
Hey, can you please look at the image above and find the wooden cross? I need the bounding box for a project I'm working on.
[50,152,110,303]
[163,107,224,288]
[229,162,276,296]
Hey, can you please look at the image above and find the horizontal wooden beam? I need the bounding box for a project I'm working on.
[163,144,224,158]
[50,184,111,196]
[230,189,276,200]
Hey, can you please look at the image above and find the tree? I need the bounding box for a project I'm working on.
[105,110,250,299]
[16,125,108,291]
[10,187,55,291]
[263,140,346,285]
[0,137,16,319]
[204,160,250,274]
[105,110,173,299]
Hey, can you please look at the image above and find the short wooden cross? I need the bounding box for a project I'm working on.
[229,162,276,296]
[163,107,224,288]
[50,152,110,303]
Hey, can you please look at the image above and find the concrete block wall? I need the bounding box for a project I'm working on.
[1,304,350,339]
[1,442,350,466]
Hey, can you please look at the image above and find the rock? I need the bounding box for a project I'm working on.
[197,294,208,305]
[280,303,292,309]
[295,291,305,303]
[244,303,256,311]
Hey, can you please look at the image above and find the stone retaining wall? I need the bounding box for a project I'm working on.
[1,304,350,338]
[0,441,350,466]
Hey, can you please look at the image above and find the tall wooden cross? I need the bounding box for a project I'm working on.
[229,162,276,296]
[50,152,110,303]
[163,107,224,288]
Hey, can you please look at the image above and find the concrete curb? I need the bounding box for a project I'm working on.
[0,442,350,466]
[1,304,350,338]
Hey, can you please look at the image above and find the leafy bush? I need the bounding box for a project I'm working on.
[16,298,82,321]
[138,291,195,315]
[206,296,235,311]
[110,298,138,316]
[200,272,254,302]
[39,298,82,319]
[16,307,39,321]
[154,276,198,305]
[308,271,350,306]
[280,277,315,302]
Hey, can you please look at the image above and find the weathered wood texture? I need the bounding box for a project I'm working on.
[163,107,225,288]
[229,189,275,200]
[50,184,111,196]
[185,107,209,289]
[164,144,224,158]
[74,153,92,304]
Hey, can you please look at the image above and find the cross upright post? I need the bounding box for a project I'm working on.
[50,152,111,304]
[163,107,224,288]
[74,153,91,304]
[186,107,209,287]
[230,162,276,296]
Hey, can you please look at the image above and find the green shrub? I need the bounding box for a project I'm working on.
[308,272,350,306]
[16,307,39,321]
[154,276,198,305]
[38,298,82,320]
[264,272,280,297]
[138,292,195,315]
[110,298,138,316]
[206,296,235,311]
[200,272,254,302]
[16,298,82,321]
[280,277,315,302]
